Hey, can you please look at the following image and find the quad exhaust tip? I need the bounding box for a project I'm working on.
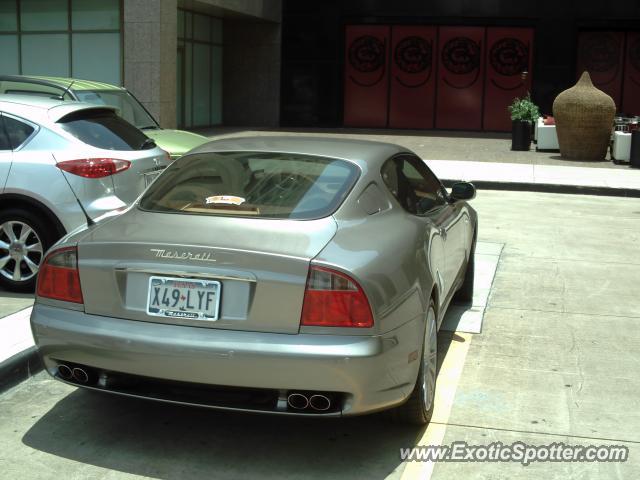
[309,394,331,411]
[287,393,309,410]
[72,367,89,383]
[287,392,332,411]
[58,364,73,380]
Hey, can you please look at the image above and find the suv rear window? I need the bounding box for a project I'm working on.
[57,109,153,151]
[139,151,360,219]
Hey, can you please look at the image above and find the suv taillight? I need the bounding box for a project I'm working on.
[300,266,373,328]
[57,158,130,178]
[36,247,83,303]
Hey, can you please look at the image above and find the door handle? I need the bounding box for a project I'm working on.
[439,227,447,239]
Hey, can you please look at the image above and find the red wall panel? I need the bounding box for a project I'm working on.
[622,31,640,116]
[389,26,437,129]
[344,25,390,127]
[436,26,485,130]
[483,27,533,132]
[576,31,624,110]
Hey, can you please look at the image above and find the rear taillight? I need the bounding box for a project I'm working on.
[300,266,373,328]
[57,158,131,178]
[36,247,83,304]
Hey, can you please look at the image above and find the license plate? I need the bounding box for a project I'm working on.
[146,276,221,321]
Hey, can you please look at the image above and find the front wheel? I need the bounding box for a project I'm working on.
[392,301,438,425]
[0,209,55,292]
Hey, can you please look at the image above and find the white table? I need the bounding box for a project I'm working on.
[612,131,631,162]
[535,117,559,151]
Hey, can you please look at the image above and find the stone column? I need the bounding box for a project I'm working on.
[123,0,177,129]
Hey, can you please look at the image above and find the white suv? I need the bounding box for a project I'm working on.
[0,95,170,291]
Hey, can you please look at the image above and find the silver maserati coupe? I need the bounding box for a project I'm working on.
[30,136,477,424]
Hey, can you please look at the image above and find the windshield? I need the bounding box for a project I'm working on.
[75,90,158,129]
[139,151,360,219]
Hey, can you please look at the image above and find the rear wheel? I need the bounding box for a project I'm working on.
[392,301,438,425]
[0,209,56,292]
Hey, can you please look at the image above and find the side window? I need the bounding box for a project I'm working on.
[381,155,447,215]
[0,116,11,151]
[3,116,35,150]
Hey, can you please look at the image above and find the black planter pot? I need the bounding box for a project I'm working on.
[511,120,532,151]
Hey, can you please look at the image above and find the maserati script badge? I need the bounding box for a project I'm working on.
[150,248,216,262]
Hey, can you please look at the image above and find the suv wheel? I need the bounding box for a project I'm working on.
[0,209,55,292]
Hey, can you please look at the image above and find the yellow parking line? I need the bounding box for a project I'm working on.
[401,331,473,480]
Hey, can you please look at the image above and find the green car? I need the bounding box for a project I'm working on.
[0,75,208,159]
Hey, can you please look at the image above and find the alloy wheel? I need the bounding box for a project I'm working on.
[0,220,44,282]
[422,307,438,411]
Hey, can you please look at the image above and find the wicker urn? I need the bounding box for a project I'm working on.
[552,71,616,160]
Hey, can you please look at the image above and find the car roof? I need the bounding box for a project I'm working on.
[0,74,124,92]
[189,136,411,168]
[0,94,117,124]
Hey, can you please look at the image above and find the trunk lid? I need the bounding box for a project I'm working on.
[78,208,337,334]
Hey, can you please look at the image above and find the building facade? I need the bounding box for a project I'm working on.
[281,1,640,131]
[2,1,640,132]
[0,0,282,129]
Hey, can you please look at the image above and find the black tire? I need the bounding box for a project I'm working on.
[391,301,437,425]
[454,234,476,304]
[0,208,57,292]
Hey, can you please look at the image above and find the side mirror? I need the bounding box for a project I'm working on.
[450,182,476,201]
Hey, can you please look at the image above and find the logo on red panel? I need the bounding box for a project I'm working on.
[349,35,386,73]
[394,36,432,74]
[442,37,481,75]
[490,38,529,76]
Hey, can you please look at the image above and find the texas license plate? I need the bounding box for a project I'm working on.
[146,276,221,320]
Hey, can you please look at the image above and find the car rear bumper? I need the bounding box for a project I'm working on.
[30,303,423,416]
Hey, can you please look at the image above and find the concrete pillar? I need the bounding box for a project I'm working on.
[123,0,177,129]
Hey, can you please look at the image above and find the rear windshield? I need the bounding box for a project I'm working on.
[57,109,154,151]
[138,151,360,219]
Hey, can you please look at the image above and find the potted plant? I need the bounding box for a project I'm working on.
[508,94,540,151]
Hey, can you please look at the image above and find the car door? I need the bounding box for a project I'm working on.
[382,154,466,309]
[404,157,469,296]
[0,114,12,191]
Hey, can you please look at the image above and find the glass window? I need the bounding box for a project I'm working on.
[193,13,210,42]
[0,36,19,74]
[21,34,70,76]
[0,117,11,150]
[58,110,153,151]
[211,46,222,125]
[185,11,192,39]
[211,17,222,44]
[381,156,447,215]
[21,0,68,31]
[184,42,193,127]
[3,115,35,150]
[177,10,184,38]
[72,32,121,85]
[0,2,17,31]
[139,152,360,220]
[193,43,211,126]
[71,0,119,30]
[75,90,157,129]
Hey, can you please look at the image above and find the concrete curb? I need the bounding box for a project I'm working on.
[0,346,42,395]
[441,179,640,198]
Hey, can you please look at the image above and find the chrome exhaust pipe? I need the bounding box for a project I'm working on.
[309,394,331,411]
[72,367,89,384]
[287,393,309,410]
[58,364,73,380]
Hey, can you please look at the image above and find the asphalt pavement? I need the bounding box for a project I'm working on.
[1,190,639,479]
